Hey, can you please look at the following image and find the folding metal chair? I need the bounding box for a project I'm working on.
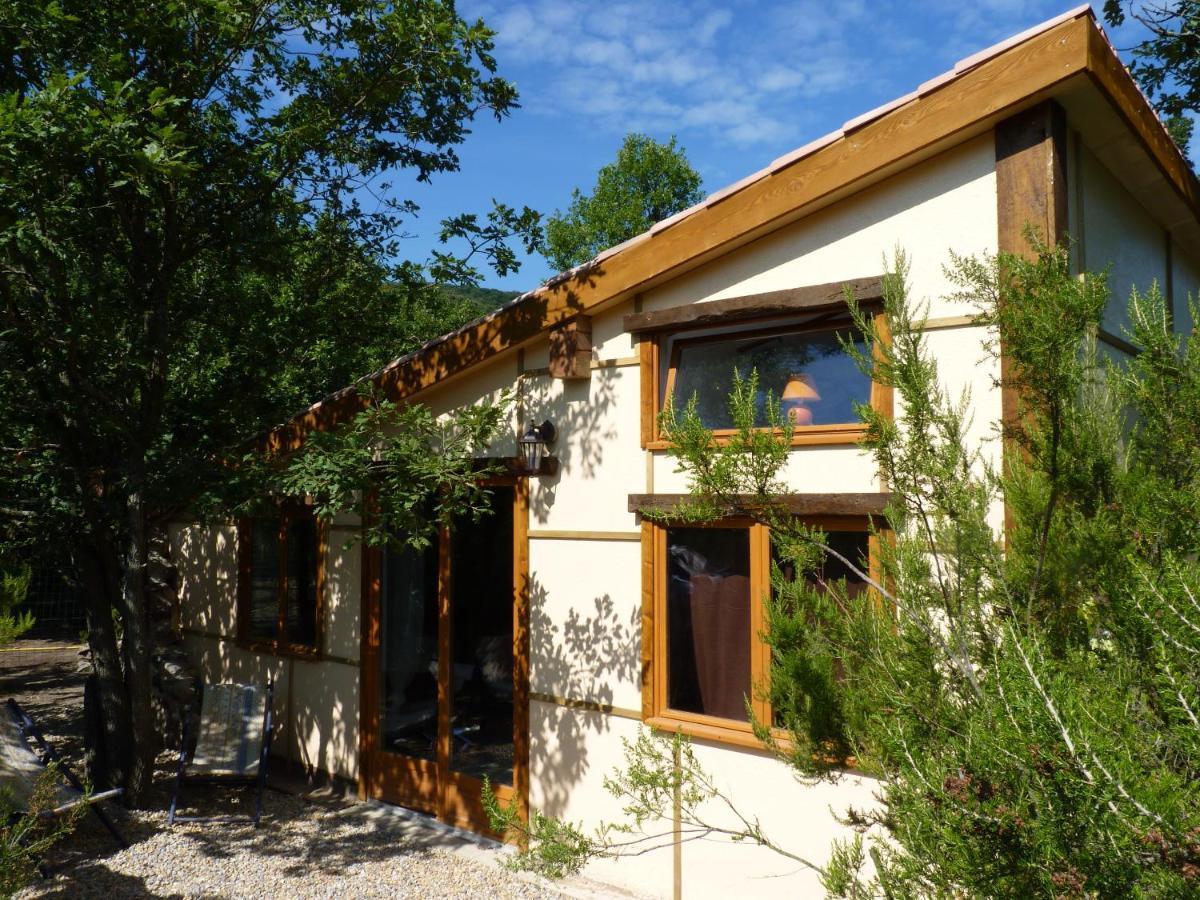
[167,679,274,827]
[2,698,128,849]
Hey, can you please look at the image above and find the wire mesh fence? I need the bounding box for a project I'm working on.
[25,562,87,640]
[3,558,88,671]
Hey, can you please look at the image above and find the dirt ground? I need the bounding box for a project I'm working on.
[0,642,90,757]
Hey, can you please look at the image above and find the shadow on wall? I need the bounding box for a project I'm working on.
[522,362,621,527]
[323,526,361,660]
[288,656,358,780]
[172,260,623,787]
[172,522,358,782]
[527,575,640,817]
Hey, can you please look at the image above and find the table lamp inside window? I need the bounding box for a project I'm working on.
[781,373,820,425]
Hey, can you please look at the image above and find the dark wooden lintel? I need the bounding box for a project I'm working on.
[622,276,884,334]
[627,492,889,517]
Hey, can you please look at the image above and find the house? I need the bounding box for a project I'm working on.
[169,6,1200,897]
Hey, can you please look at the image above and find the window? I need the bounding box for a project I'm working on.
[647,516,874,746]
[237,504,324,655]
[641,310,891,449]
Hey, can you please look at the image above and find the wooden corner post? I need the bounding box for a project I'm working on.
[994,100,1069,537]
[996,101,1068,255]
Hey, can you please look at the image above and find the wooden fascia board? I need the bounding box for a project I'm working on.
[1082,25,1200,224]
[265,15,1093,455]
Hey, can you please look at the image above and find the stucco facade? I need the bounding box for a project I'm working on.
[171,9,1200,898]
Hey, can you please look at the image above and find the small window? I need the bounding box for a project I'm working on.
[238,505,323,655]
[642,310,889,449]
[667,327,870,430]
[649,516,875,745]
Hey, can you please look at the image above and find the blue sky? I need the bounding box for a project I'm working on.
[391,2,1190,292]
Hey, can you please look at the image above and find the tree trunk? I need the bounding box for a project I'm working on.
[79,539,131,791]
[118,489,158,806]
[79,508,160,807]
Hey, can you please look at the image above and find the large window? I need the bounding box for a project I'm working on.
[642,310,890,449]
[648,517,873,745]
[237,504,323,655]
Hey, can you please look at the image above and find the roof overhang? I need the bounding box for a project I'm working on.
[262,6,1200,454]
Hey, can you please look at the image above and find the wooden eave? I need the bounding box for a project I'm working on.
[263,8,1200,454]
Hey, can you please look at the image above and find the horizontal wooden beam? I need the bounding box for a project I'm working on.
[622,276,884,334]
[627,493,890,517]
[529,691,642,721]
[527,529,641,541]
[1097,327,1140,357]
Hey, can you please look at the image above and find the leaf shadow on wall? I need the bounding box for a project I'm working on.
[521,346,622,528]
[527,576,641,818]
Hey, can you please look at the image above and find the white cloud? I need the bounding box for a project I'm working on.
[468,1,1080,156]
[465,0,878,150]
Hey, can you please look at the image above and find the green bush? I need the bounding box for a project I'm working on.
[0,765,84,897]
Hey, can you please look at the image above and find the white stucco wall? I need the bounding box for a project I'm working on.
[170,129,1009,899]
[643,135,998,320]
[1078,145,1172,336]
[170,517,361,781]
[523,135,1001,899]
[1172,240,1200,333]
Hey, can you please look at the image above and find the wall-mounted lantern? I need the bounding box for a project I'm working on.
[519,420,557,473]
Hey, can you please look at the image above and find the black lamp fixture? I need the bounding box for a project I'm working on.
[519,420,557,473]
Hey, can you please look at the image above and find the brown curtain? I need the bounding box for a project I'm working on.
[687,574,751,720]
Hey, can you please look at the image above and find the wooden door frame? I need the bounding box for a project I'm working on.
[358,477,530,835]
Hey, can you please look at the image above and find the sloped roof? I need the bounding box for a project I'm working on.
[264,4,1199,453]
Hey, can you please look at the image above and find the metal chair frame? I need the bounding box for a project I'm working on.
[4,698,128,849]
[167,678,274,827]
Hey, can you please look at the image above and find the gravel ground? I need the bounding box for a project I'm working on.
[2,645,609,900]
[17,791,567,899]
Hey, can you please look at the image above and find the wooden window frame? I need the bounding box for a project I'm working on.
[640,308,892,450]
[641,513,882,751]
[236,502,327,659]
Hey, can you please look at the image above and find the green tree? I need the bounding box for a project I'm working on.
[0,1,539,805]
[543,133,704,272]
[0,564,33,646]
[490,245,1200,896]
[1104,1,1199,152]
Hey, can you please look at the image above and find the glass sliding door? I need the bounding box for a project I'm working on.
[363,478,527,834]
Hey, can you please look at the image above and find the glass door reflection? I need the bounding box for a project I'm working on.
[449,486,515,787]
[379,539,439,761]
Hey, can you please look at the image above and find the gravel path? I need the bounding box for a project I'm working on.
[18,791,567,899]
[2,647,611,900]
